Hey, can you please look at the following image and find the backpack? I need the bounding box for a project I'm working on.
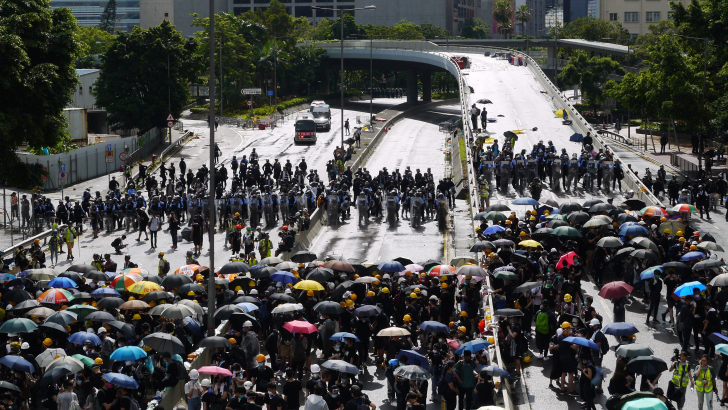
[122,395,140,410]
[591,366,603,386]
[597,331,609,356]
[356,400,369,410]
[535,311,550,335]
[163,260,170,274]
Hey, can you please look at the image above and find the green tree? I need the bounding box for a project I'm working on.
[98,0,117,34]
[94,20,200,133]
[75,26,116,68]
[515,5,531,36]
[558,53,624,110]
[558,16,628,42]
[633,20,675,65]
[331,13,360,40]
[461,18,490,39]
[388,20,425,40]
[313,18,334,41]
[492,1,513,38]
[0,0,82,187]
[418,22,448,39]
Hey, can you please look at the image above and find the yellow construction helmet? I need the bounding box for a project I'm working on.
[459,311,468,317]
[382,287,390,294]
[345,300,354,307]
[132,314,141,320]
[367,291,375,297]
[94,358,104,365]
[561,322,572,329]
[458,326,467,333]
[403,315,412,322]
[664,229,671,235]
[248,280,256,287]
[564,294,572,303]
[414,288,421,293]
[229,338,237,344]
[441,283,448,288]
[307,290,314,297]
[350,294,357,301]
[256,354,266,363]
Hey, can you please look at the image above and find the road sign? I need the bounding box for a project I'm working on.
[119,152,128,161]
[241,88,262,95]
[247,100,253,107]
[166,113,175,121]
[59,163,66,173]
[167,121,174,128]
[59,172,67,185]
[106,144,113,151]
[106,150,114,163]
[267,90,274,96]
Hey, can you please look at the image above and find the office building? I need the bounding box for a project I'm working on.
[563,0,587,23]
[598,0,683,36]
[51,0,140,32]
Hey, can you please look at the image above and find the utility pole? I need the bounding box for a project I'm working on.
[207,0,217,335]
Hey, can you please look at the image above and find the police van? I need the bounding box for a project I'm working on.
[294,113,317,144]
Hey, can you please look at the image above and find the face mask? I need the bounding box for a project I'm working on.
[331,394,338,398]
[258,362,265,367]
[334,346,340,351]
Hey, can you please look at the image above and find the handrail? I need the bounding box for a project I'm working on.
[597,129,627,144]
[1,223,67,260]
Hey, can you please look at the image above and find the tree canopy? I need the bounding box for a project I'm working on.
[558,53,624,110]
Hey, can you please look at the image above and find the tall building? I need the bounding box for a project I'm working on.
[51,0,140,32]
[598,0,683,36]
[140,0,490,38]
[563,0,587,23]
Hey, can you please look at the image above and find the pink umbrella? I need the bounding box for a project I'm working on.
[283,320,318,334]
[556,251,578,270]
[404,264,424,272]
[198,366,233,377]
[446,338,461,350]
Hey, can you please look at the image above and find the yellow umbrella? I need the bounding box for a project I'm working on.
[555,109,568,118]
[519,240,543,248]
[293,280,325,291]
[127,281,163,295]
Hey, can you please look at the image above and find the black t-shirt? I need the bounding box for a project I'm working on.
[264,393,286,410]
[344,396,371,410]
[119,396,132,410]
[202,391,216,408]
[282,380,302,409]
[227,397,246,410]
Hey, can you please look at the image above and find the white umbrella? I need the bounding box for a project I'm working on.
[45,356,85,373]
[36,348,67,368]
[176,299,205,315]
[377,327,411,337]
[271,303,304,314]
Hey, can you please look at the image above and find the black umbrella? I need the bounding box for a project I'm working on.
[393,257,414,266]
[588,203,615,213]
[693,259,726,271]
[514,282,541,293]
[306,268,335,283]
[613,247,636,261]
[106,320,137,339]
[251,266,278,279]
[84,271,108,281]
[353,305,382,318]
[566,211,591,224]
[143,332,185,354]
[45,311,78,327]
[622,199,647,211]
[197,336,233,349]
[582,199,603,210]
[181,227,192,242]
[470,241,496,252]
[39,322,69,336]
[531,228,554,239]
[503,131,518,141]
[626,356,668,375]
[214,278,230,288]
[73,292,93,302]
[214,305,245,321]
[291,251,318,263]
[547,220,569,228]
[96,297,124,310]
[231,296,261,305]
[58,271,84,283]
[630,249,658,261]
[142,291,170,302]
[6,278,33,288]
[145,275,164,285]
[85,311,115,323]
[66,265,95,274]
[229,312,262,332]
[560,202,582,213]
[314,301,345,315]
[418,260,442,272]
[161,275,193,289]
[492,239,515,247]
[510,253,532,265]
[270,293,297,303]
[218,262,250,275]
[616,213,638,224]
[0,381,21,393]
[178,283,206,295]
[485,204,511,212]
[39,364,73,387]
[4,289,32,304]
[702,233,717,243]
[10,300,40,313]
[330,281,356,301]
[493,309,524,317]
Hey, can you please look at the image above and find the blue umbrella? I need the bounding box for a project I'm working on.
[250,264,269,270]
[455,339,492,355]
[709,332,728,345]
[329,332,361,342]
[0,274,17,282]
[91,288,120,298]
[183,317,202,338]
[564,336,599,350]
[418,321,450,333]
[619,225,650,237]
[109,346,147,361]
[639,267,662,280]
[680,251,706,262]
[512,197,540,206]
[68,331,102,346]
[603,323,639,337]
[475,365,510,377]
[48,277,78,289]
[398,350,430,370]
[102,372,139,389]
[0,355,35,373]
[235,302,259,312]
[674,281,706,297]
[269,271,298,285]
[377,261,406,273]
[484,225,506,235]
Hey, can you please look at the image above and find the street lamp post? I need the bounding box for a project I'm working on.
[348,34,391,125]
[271,36,291,107]
[603,37,632,143]
[676,34,709,170]
[167,41,171,143]
[207,0,217,335]
[311,5,376,150]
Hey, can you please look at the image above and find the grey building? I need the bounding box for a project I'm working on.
[51,0,140,32]
[563,0,588,23]
[141,0,490,38]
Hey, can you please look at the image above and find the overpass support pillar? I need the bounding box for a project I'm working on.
[406,69,418,104]
[421,70,432,102]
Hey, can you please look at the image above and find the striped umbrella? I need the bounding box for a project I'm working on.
[640,206,668,218]
[120,268,149,276]
[110,274,143,291]
[672,204,698,214]
[427,265,456,276]
[36,289,75,304]
[174,265,200,277]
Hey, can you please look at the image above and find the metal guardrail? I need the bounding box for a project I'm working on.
[1,223,67,260]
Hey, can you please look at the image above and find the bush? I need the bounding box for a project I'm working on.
[26,138,80,155]
[432,91,459,100]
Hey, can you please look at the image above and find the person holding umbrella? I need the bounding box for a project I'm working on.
[558,322,579,397]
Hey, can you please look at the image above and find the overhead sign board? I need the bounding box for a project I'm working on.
[241,88,262,95]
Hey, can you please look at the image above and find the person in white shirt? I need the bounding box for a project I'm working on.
[185,370,204,410]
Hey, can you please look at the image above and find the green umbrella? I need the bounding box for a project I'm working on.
[615,343,654,358]
[483,211,507,222]
[493,271,519,281]
[65,305,98,320]
[552,226,582,237]
[71,354,95,368]
[0,318,38,333]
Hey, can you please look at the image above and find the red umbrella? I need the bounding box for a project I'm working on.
[598,281,634,299]
[283,320,318,334]
[446,338,461,350]
[556,251,578,270]
[197,366,233,377]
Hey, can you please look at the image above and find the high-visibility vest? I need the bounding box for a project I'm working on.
[671,362,690,388]
[479,182,489,198]
[695,366,714,393]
